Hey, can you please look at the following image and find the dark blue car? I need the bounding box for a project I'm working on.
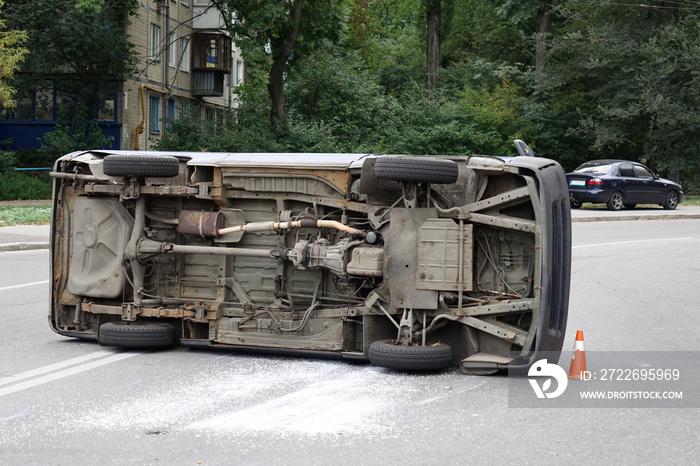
[566,160,684,211]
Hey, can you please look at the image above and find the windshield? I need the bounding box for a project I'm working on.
[574,162,613,175]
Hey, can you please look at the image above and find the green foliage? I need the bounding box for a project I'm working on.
[6,0,700,195]
[0,0,28,108]
[0,172,52,201]
[6,0,138,79]
[211,0,344,123]
[37,119,114,165]
[0,205,51,225]
[5,0,137,147]
[0,149,16,172]
[529,1,700,186]
[158,44,527,158]
[286,44,399,151]
[358,0,425,90]
[154,98,286,153]
[441,0,530,66]
[459,79,525,149]
[148,0,700,193]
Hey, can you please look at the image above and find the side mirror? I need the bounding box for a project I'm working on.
[514,139,535,157]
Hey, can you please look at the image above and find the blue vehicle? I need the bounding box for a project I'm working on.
[566,160,684,211]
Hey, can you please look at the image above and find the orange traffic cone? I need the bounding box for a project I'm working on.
[568,330,588,379]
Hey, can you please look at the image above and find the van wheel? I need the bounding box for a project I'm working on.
[103,154,180,178]
[368,340,452,371]
[374,157,458,184]
[98,322,176,349]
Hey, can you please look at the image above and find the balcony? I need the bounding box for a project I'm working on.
[191,32,232,97]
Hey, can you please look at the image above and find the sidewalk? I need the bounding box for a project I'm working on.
[1,206,700,252]
[0,224,51,252]
[570,205,700,222]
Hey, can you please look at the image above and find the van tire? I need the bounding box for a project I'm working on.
[374,157,458,184]
[103,155,180,178]
[368,340,452,371]
[98,322,176,349]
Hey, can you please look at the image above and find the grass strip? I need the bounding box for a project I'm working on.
[0,206,51,226]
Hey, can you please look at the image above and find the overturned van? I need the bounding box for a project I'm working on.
[49,145,571,373]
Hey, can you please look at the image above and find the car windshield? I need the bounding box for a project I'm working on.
[574,162,614,175]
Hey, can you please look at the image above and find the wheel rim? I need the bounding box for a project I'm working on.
[668,192,678,209]
[612,193,623,210]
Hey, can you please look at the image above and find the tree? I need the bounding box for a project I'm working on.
[426,0,441,89]
[496,0,554,73]
[211,0,343,126]
[0,0,28,108]
[4,0,138,162]
[8,0,138,129]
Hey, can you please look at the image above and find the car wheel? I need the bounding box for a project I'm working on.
[103,154,180,178]
[98,322,177,349]
[368,340,452,371]
[663,191,679,210]
[374,157,459,184]
[624,204,636,209]
[606,191,624,211]
[570,199,582,209]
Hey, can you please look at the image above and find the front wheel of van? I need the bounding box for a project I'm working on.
[98,322,177,349]
[368,340,452,371]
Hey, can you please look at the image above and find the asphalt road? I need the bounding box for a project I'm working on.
[1,220,699,465]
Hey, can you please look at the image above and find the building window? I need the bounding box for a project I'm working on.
[166,99,176,130]
[181,0,189,7]
[35,88,55,121]
[180,36,190,72]
[192,33,232,72]
[168,33,177,68]
[149,96,161,134]
[236,60,244,85]
[180,100,190,117]
[150,24,161,60]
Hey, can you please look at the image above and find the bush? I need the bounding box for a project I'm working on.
[0,150,16,172]
[0,171,52,201]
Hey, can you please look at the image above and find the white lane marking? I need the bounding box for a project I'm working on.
[0,350,115,387]
[573,238,692,249]
[0,351,141,397]
[0,280,50,292]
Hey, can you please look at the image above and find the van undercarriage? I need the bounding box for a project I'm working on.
[49,149,571,373]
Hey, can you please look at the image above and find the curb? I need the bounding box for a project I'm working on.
[572,213,700,223]
[0,242,50,252]
[0,200,51,207]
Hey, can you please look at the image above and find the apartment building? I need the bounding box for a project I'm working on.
[126,0,244,150]
[0,0,243,152]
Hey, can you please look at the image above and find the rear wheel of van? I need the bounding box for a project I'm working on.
[368,340,452,371]
[98,322,177,349]
[374,157,458,184]
[103,154,180,178]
